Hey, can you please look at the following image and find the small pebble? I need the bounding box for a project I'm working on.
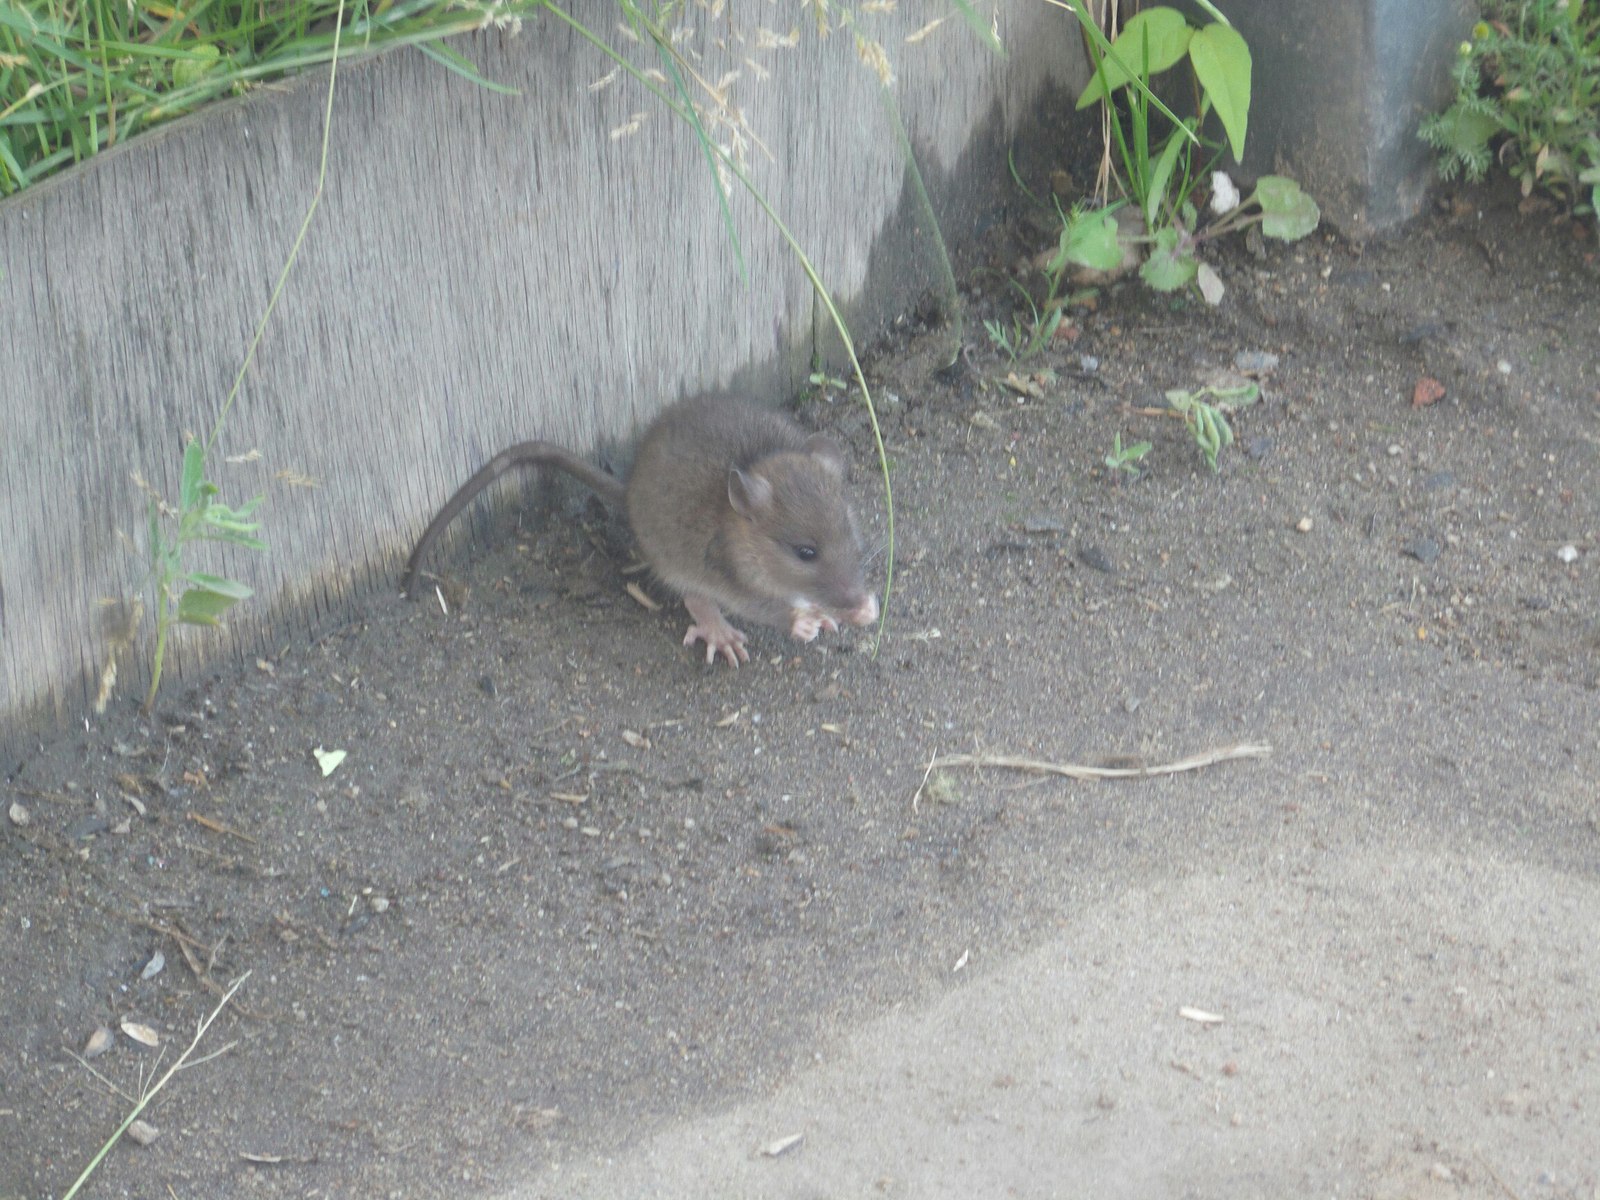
[1077,545,1117,574]
[1497,359,1512,375]
[1404,537,1442,564]
[1557,544,1579,564]
[1295,517,1313,533]
[1234,350,1279,373]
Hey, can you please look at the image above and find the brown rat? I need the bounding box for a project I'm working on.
[402,396,878,665]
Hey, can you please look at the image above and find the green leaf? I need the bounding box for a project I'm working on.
[178,440,206,511]
[415,40,521,94]
[1145,123,1192,227]
[1253,175,1321,240]
[1055,208,1125,271]
[1139,225,1198,291]
[1076,8,1194,109]
[200,527,268,551]
[1445,109,1505,152]
[147,498,164,563]
[1189,23,1252,160]
[172,43,220,89]
[185,571,253,599]
[203,505,262,532]
[176,574,252,626]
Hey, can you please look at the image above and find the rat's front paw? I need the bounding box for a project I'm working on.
[684,621,749,667]
[683,594,750,667]
[789,609,840,642]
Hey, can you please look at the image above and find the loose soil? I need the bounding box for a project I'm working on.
[3,179,1598,1200]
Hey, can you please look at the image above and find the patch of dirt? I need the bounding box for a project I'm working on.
[3,180,1598,1200]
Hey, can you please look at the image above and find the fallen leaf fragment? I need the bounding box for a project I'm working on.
[1002,372,1045,399]
[625,581,660,610]
[84,1026,114,1058]
[312,747,347,777]
[1178,1006,1224,1025]
[120,1019,161,1047]
[762,1133,804,1158]
[1412,376,1446,408]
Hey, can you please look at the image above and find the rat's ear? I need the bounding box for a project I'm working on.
[801,434,847,480]
[727,466,774,517]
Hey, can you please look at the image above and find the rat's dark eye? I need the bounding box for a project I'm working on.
[792,544,818,562]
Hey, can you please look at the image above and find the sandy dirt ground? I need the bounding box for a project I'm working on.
[2,179,1597,1200]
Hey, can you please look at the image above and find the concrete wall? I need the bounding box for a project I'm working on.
[1,7,1084,736]
[1230,0,1477,235]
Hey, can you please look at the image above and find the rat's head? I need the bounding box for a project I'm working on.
[724,434,878,629]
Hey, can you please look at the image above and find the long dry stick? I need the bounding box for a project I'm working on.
[928,742,1272,784]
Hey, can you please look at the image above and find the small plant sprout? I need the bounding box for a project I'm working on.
[1053,2,1321,303]
[132,0,349,711]
[140,441,266,710]
[1104,432,1153,478]
[1419,0,1600,222]
[1165,381,1259,471]
[986,243,1078,363]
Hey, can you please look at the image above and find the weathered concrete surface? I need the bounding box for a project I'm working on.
[510,850,1599,1199]
[0,9,1082,737]
[1229,0,1477,234]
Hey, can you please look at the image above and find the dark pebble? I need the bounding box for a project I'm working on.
[1403,537,1442,564]
[1077,545,1117,574]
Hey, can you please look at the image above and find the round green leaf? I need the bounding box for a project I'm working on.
[1076,8,1195,109]
[1139,225,1198,291]
[1058,209,1126,271]
[1253,175,1321,240]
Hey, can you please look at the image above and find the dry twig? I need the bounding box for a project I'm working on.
[61,972,250,1199]
[928,742,1271,783]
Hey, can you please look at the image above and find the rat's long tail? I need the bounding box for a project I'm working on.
[402,442,626,597]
